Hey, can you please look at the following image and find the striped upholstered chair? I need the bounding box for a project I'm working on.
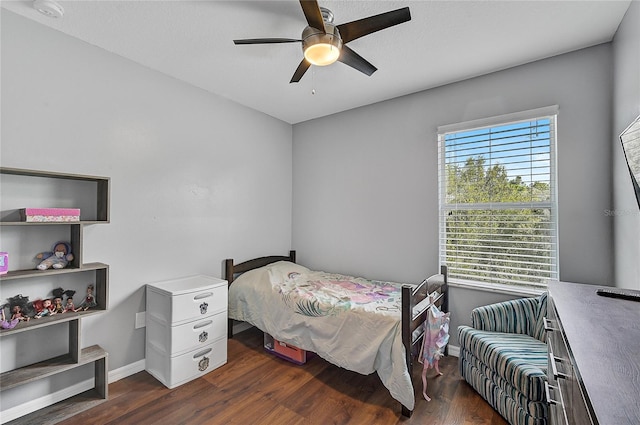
[458,293,548,425]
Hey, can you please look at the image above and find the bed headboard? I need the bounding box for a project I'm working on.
[225,250,296,339]
[224,250,296,285]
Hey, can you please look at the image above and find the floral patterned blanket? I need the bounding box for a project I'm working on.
[228,261,415,410]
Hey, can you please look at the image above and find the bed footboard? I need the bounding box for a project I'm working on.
[401,265,448,417]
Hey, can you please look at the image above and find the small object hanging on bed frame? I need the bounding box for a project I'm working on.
[418,297,450,401]
[264,333,308,365]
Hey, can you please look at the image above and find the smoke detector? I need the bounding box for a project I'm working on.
[33,0,64,18]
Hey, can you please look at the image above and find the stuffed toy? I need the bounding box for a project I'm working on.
[35,241,74,270]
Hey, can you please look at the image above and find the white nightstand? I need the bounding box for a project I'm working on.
[145,275,227,388]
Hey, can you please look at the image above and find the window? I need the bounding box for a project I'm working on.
[438,106,558,289]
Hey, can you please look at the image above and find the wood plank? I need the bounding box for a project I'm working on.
[0,310,104,338]
[0,345,106,391]
[0,262,108,283]
[5,389,108,425]
[0,167,109,181]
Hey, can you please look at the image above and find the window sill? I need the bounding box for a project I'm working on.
[448,278,546,297]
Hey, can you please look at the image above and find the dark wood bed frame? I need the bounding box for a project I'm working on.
[224,250,448,418]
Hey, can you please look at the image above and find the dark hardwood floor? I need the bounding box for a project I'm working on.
[59,327,507,425]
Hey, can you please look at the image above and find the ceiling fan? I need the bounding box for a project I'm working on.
[233,0,411,83]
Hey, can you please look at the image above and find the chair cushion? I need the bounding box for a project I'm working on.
[458,326,548,401]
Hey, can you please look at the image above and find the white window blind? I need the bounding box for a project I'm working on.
[438,107,558,288]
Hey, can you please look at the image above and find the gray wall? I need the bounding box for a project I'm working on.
[293,43,615,347]
[0,11,292,413]
[613,0,640,291]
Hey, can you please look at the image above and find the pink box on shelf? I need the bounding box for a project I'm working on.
[20,208,81,222]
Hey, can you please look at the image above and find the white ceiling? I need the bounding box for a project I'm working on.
[1,0,632,124]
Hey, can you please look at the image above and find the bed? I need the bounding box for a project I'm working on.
[225,251,448,417]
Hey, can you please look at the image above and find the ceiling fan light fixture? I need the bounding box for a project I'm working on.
[304,43,340,66]
[302,25,342,66]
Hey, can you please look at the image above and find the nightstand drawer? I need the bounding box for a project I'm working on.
[146,337,227,389]
[147,312,227,357]
[147,275,227,325]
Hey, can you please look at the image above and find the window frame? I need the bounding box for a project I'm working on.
[437,106,559,292]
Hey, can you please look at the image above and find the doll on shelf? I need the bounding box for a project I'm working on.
[53,288,76,314]
[63,296,76,313]
[75,284,97,311]
[35,241,74,270]
[1,304,19,329]
[33,298,56,318]
[12,305,30,322]
[52,297,64,314]
[7,295,31,323]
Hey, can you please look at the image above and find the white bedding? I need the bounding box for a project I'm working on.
[227,261,415,410]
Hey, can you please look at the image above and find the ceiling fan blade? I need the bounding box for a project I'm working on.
[299,0,326,32]
[234,38,301,45]
[337,7,411,44]
[290,59,311,83]
[338,45,377,76]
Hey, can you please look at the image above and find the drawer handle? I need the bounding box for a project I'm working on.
[548,341,569,380]
[545,381,560,405]
[543,317,557,332]
[194,292,213,300]
[193,320,213,329]
[550,357,568,380]
[193,348,212,359]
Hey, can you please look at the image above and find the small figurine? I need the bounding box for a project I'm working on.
[7,294,32,322]
[52,288,76,313]
[1,304,19,329]
[63,296,76,313]
[35,241,74,270]
[75,284,97,311]
[12,305,29,322]
[33,299,56,318]
[52,297,64,314]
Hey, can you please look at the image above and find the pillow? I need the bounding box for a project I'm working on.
[232,261,310,288]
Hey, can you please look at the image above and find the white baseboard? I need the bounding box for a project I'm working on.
[447,345,460,358]
[0,360,147,424]
[109,359,146,382]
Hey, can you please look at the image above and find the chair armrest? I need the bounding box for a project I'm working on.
[471,297,539,336]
